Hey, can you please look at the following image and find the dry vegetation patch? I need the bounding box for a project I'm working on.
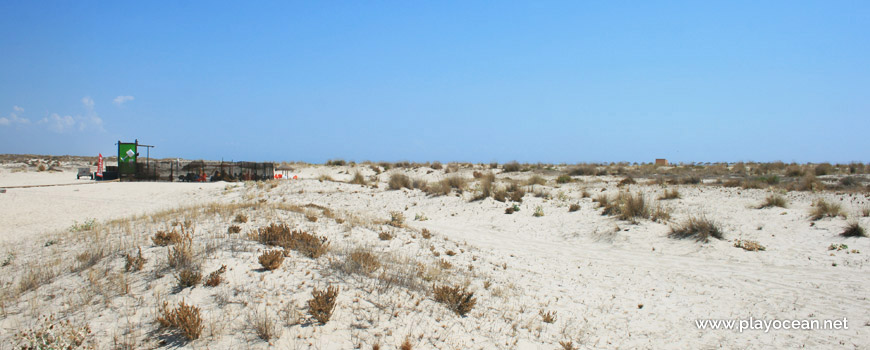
[669,216,724,242]
[250,223,329,259]
[308,285,340,324]
[157,300,204,341]
[841,222,866,238]
[810,199,844,220]
[734,239,766,251]
[258,250,285,270]
[433,284,476,317]
[759,194,788,209]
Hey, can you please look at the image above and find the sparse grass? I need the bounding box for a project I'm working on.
[124,247,146,272]
[348,249,381,275]
[378,231,393,241]
[167,231,194,269]
[669,216,724,242]
[389,211,405,227]
[157,300,204,341]
[568,203,581,212]
[556,174,572,184]
[841,222,866,238]
[248,310,277,342]
[734,239,766,251]
[559,340,578,350]
[617,177,636,187]
[601,192,659,222]
[350,171,367,185]
[758,194,787,208]
[250,224,329,259]
[503,161,521,172]
[533,206,544,217]
[433,284,476,316]
[308,285,339,324]
[388,173,412,190]
[204,265,226,287]
[810,199,844,220]
[526,175,546,186]
[659,188,681,200]
[594,193,609,208]
[234,213,248,223]
[258,250,285,270]
[15,315,92,349]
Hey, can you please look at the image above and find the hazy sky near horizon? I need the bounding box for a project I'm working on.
[1,1,868,163]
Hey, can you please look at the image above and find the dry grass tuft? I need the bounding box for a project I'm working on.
[258,250,285,270]
[734,239,766,251]
[758,194,787,208]
[174,267,202,288]
[251,224,329,259]
[388,173,412,190]
[204,265,227,287]
[227,225,241,234]
[433,284,476,317]
[526,175,546,186]
[810,199,844,221]
[234,213,248,223]
[348,249,381,275]
[420,228,432,239]
[502,161,522,172]
[539,309,557,323]
[378,231,393,241]
[841,221,866,238]
[559,340,578,350]
[124,247,146,272]
[389,211,405,228]
[669,216,724,242]
[350,171,367,185]
[659,188,681,200]
[617,177,636,187]
[151,229,182,246]
[400,337,412,350]
[308,285,340,324]
[157,300,204,340]
[248,310,277,342]
[167,231,194,269]
[568,203,581,212]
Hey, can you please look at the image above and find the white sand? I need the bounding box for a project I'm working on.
[1,163,868,349]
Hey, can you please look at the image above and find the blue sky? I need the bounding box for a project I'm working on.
[1,1,868,163]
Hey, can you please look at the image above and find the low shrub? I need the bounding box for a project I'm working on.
[556,174,572,184]
[669,216,724,242]
[388,174,412,190]
[389,211,405,227]
[152,229,182,246]
[234,213,248,224]
[174,267,202,288]
[308,285,340,324]
[841,222,866,238]
[617,177,636,187]
[659,188,681,200]
[568,203,581,212]
[503,161,522,172]
[526,175,546,186]
[433,284,476,316]
[204,265,227,287]
[533,206,544,217]
[157,300,203,340]
[350,172,367,185]
[124,247,146,272]
[251,224,329,259]
[758,194,787,209]
[258,250,285,270]
[227,225,241,233]
[810,199,843,221]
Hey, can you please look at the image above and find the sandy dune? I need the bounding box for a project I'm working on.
[0,162,868,349]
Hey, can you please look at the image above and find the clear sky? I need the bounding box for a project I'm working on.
[1,1,868,164]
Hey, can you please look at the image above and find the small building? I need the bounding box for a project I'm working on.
[655,158,669,166]
[275,164,295,179]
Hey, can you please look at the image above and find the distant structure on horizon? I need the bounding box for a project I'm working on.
[655,158,668,166]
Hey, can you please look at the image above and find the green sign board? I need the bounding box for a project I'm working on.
[118,142,137,175]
